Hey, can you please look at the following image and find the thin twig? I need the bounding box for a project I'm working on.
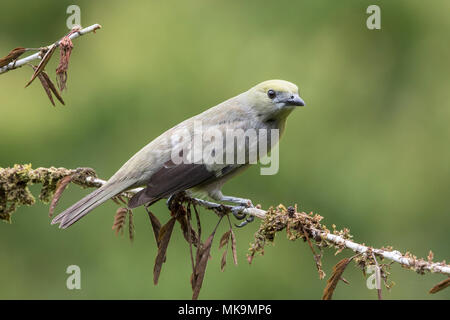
[0,24,102,74]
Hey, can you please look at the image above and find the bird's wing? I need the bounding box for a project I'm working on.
[127,160,235,208]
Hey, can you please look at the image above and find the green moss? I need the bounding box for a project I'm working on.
[0,164,98,223]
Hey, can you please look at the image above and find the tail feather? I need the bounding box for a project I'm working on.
[51,183,126,229]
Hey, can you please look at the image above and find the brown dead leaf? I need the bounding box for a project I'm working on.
[56,35,74,91]
[29,65,65,106]
[429,278,450,294]
[112,207,128,236]
[154,217,176,285]
[128,210,134,242]
[220,249,227,272]
[147,209,162,246]
[178,214,199,246]
[49,175,72,217]
[192,231,215,300]
[0,47,26,68]
[25,44,56,88]
[36,70,55,106]
[231,229,238,265]
[322,258,352,300]
[219,230,231,250]
[40,70,65,105]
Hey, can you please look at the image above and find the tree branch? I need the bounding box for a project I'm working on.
[81,174,450,277]
[1,164,449,292]
[0,24,101,74]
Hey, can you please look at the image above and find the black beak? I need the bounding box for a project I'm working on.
[286,94,305,106]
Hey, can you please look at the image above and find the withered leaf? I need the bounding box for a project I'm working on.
[112,207,128,236]
[29,65,64,106]
[40,70,65,105]
[0,47,26,68]
[322,258,352,300]
[178,214,199,246]
[128,210,134,242]
[192,231,216,300]
[429,278,450,294]
[231,229,238,265]
[219,230,231,250]
[147,210,162,246]
[37,71,55,106]
[220,249,227,272]
[49,175,72,217]
[25,44,56,88]
[56,35,74,91]
[154,217,176,285]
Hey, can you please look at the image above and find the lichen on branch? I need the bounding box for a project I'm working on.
[0,164,99,222]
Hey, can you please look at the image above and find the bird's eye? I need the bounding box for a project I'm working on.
[267,89,276,99]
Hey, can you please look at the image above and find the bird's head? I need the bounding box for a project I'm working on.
[246,79,305,121]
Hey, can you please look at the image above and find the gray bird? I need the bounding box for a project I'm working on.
[51,80,305,229]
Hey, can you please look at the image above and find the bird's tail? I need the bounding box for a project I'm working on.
[51,182,127,229]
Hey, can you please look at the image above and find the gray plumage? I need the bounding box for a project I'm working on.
[51,80,305,229]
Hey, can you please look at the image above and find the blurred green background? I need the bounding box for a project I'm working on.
[1,0,449,300]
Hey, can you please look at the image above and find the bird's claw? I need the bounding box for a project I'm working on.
[230,201,255,228]
[231,206,247,220]
[235,215,255,228]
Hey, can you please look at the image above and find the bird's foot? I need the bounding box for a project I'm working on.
[188,197,256,228]
[230,204,255,228]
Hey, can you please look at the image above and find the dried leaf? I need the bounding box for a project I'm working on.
[37,71,55,106]
[219,230,231,250]
[231,229,238,265]
[220,249,227,272]
[0,47,26,68]
[178,214,199,246]
[429,278,450,294]
[147,210,162,246]
[153,217,176,285]
[128,210,134,242]
[322,258,352,300]
[56,35,74,91]
[112,207,128,236]
[29,65,65,106]
[49,175,72,217]
[40,70,65,105]
[192,231,215,300]
[25,44,56,88]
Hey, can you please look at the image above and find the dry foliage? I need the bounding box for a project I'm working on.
[25,44,57,88]
[29,65,65,106]
[55,28,80,91]
[0,47,26,67]
[1,25,100,106]
[429,278,450,294]
[49,175,72,217]
[154,216,176,285]
[322,258,352,300]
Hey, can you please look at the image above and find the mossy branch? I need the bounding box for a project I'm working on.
[0,164,101,222]
[1,164,449,299]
